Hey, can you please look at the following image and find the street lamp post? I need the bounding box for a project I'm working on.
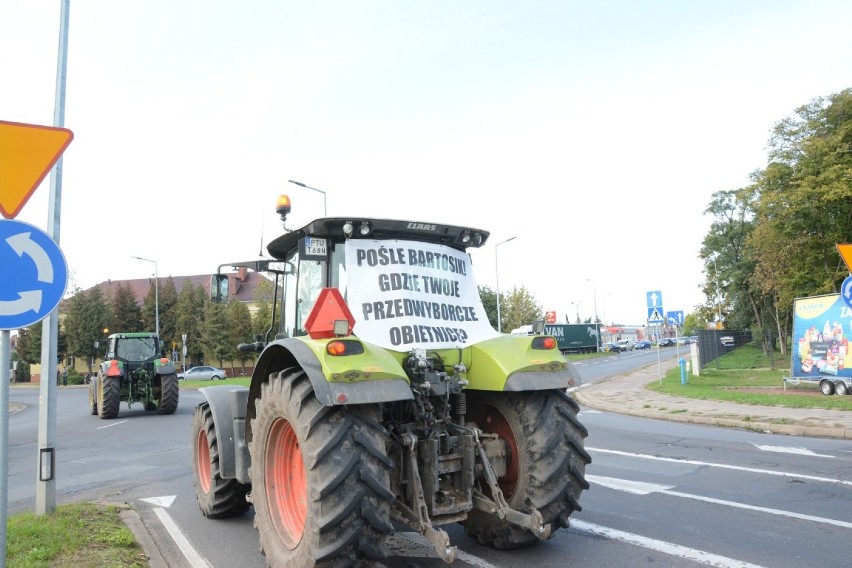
[586,278,600,352]
[288,179,327,216]
[570,300,583,323]
[495,236,517,333]
[131,256,159,338]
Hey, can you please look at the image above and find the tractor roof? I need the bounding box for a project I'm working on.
[266,217,490,260]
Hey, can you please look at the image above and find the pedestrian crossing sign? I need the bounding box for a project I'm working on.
[647,307,664,323]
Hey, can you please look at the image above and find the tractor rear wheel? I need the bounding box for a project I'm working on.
[192,402,250,518]
[157,373,179,414]
[464,389,591,549]
[98,375,121,419]
[249,367,394,566]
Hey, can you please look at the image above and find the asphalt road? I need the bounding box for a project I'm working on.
[7,351,852,568]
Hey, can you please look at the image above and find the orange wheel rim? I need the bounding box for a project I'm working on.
[266,417,307,549]
[468,403,519,498]
[196,429,211,494]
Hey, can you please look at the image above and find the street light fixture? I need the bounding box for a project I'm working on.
[131,256,159,338]
[586,278,600,352]
[288,179,327,216]
[495,236,517,333]
[570,300,583,323]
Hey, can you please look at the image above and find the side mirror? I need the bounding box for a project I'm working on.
[210,274,229,303]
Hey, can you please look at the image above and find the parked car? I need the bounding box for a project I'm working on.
[178,366,227,381]
[688,336,698,344]
[601,342,617,352]
[634,340,652,350]
[615,339,635,351]
[658,338,675,347]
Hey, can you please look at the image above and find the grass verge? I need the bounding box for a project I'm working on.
[647,343,852,411]
[6,502,147,568]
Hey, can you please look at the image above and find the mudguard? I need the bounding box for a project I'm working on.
[154,358,177,375]
[198,385,251,484]
[466,334,581,391]
[245,337,414,444]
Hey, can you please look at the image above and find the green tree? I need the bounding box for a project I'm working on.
[111,282,142,332]
[203,301,231,368]
[478,285,498,329]
[63,286,111,373]
[499,285,542,333]
[252,277,280,337]
[228,300,254,374]
[158,277,179,350]
[176,281,206,366]
[14,323,42,364]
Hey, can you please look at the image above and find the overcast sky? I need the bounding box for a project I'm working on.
[2,1,851,326]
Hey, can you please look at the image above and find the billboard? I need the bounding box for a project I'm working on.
[791,294,852,379]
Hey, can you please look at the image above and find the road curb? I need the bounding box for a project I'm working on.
[115,503,170,568]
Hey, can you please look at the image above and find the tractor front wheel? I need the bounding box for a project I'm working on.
[98,375,121,419]
[157,373,180,414]
[464,389,591,549]
[192,402,250,518]
[249,368,394,566]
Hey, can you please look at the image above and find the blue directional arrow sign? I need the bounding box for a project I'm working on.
[646,290,663,308]
[666,310,684,325]
[0,219,68,330]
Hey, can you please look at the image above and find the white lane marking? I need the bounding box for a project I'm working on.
[753,444,834,458]
[97,420,129,429]
[589,447,852,486]
[387,532,499,568]
[152,506,213,568]
[589,475,852,530]
[571,519,766,568]
[141,495,176,507]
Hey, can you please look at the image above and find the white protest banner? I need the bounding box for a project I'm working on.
[345,239,500,351]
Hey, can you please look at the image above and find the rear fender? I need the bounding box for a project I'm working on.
[154,358,176,375]
[466,334,581,391]
[197,385,250,484]
[246,338,412,444]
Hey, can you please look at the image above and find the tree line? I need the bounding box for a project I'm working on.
[15,276,280,376]
[700,88,852,355]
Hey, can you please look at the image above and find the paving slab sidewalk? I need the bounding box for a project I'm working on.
[571,356,852,440]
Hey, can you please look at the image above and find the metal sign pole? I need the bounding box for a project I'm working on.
[1,330,11,564]
[36,0,71,516]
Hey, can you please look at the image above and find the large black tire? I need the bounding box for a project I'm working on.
[88,380,98,415]
[464,389,591,549]
[192,402,250,518]
[250,368,394,566]
[157,373,180,414]
[98,375,121,419]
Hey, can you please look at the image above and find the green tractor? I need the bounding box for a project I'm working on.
[88,332,179,418]
[191,196,590,565]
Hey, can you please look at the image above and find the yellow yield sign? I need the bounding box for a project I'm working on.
[0,120,74,219]
[838,244,852,274]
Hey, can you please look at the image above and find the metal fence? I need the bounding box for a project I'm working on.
[695,329,753,368]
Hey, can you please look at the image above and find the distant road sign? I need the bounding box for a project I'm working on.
[545,310,557,324]
[646,290,663,308]
[666,310,684,325]
[0,120,73,219]
[647,307,664,324]
[0,219,68,329]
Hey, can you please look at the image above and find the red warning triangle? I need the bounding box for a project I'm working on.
[304,288,356,339]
